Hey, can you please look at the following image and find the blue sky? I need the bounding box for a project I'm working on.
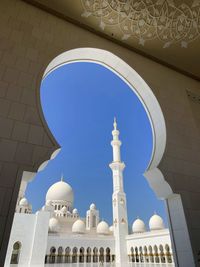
[26,62,167,228]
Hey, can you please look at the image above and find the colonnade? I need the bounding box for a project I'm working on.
[45,247,114,264]
[128,244,173,264]
[45,245,173,264]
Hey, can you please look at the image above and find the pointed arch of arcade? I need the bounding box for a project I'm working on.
[40,48,195,266]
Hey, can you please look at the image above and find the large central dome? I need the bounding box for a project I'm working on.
[46,179,74,204]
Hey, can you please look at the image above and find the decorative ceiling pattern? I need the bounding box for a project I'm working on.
[81,0,200,48]
[25,0,200,79]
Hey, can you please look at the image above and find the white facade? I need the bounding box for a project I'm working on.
[127,229,172,263]
[4,212,50,266]
[4,119,174,266]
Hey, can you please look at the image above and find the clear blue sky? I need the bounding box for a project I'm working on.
[26,62,167,228]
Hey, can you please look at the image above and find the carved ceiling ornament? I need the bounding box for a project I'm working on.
[81,0,200,48]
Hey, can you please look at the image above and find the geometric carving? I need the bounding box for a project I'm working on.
[81,0,200,48]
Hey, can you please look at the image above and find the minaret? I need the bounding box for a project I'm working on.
[109,118,128,264]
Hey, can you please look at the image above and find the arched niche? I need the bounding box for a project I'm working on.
[10,241,21,264]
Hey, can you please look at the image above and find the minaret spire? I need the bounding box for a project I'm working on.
[113,117,117,130]
[111,117,122,162]
[109,118,128,265]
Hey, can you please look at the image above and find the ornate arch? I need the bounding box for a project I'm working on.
[43,47,172,199]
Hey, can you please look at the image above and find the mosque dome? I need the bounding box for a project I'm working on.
[97,221,109,235]
[46,179,74,204]
[109,225,114,232]
[132,218,146,233]
[149,214,165,231]
[90,203,96,210]
[72,219,85,234]
[49,217,60,232]
[72,208,78,214]
[19,197,28,206]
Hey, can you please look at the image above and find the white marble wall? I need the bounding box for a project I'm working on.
[4,211,50,266]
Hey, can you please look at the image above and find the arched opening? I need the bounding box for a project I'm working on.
[40,49,174,265]
[106,247,111,262]
[79,247,84,263]
[99,247,104,263]
[143,246,148,263]
[72,247,78,263]
[159,244,166,263]
[139,246,144,262]
[135,247,139,263]
[165,244,173,263]
[57,246,63,263]
[42,48,166,173]
[130,247,135,262]
[49,247,56,264]
[10,241,21,264]
[8,47,195,267]
[65,247,71,263]
[86,247,91,263]
[148,245,154,263]
[93,247,98,263]
[39,49,171,231]
[154,245,159,263]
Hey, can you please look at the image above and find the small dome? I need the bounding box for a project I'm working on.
[72,219,85,234]
[73,208,78,214]
[149,214,164,231]
[109,225,114,232]
[90,203,96,210]
[19,197,28,206]
[46,179,74,204]
[132,218,146,233]
[61,206,67,213]
[97,221,109,235]
[49,217,60,232]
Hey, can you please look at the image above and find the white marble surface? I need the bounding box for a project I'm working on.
[9,263,175,267]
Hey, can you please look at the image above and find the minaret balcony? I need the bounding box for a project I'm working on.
[111,140,121,146]
[109,161,125,171]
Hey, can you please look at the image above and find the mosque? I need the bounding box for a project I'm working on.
[4,119,173,266]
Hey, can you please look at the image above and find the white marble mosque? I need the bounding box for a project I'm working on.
[4,119,173,266]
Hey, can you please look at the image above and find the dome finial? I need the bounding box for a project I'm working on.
[61,173,64,182]
[113,117,117,130]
